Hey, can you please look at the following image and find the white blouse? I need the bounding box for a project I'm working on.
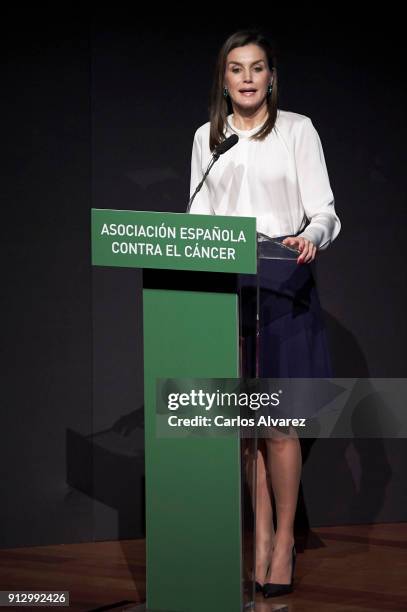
[189,110,341,250]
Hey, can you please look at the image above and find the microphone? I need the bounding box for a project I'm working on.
[187,134,239,212]
[213,133,239,158]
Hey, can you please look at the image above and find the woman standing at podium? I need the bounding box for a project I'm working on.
[188,30,340,598]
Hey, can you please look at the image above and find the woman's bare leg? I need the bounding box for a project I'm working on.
[264,428,302,584]
[247,439,275,584]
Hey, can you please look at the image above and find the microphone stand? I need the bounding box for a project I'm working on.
[186,135,238,213]
[186,152,220,213]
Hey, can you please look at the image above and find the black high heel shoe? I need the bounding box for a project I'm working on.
[254,562,270,594]
[263,545,296,598]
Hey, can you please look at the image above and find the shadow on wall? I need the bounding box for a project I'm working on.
[66,405,145,540]
[298,309,394,549]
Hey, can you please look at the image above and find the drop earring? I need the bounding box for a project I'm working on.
[223,87,229,98]
[267,84,273,95]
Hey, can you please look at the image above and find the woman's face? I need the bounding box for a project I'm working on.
[224,44,272,113]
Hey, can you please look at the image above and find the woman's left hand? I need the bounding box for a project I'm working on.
[282,236,317,264]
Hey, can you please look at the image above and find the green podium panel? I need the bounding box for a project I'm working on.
[143,288,242,612]
[91,210,258,612]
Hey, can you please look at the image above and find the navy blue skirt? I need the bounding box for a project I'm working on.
[238,255,333,380]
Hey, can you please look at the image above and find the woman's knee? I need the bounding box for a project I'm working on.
[265,432,299,452]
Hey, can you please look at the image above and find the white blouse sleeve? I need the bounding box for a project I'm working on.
[188,129,213,214]
[294,117,341,249]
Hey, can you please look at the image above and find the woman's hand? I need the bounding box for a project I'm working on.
[282,236,317,264]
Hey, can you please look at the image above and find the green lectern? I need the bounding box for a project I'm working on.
[92,209,258,612]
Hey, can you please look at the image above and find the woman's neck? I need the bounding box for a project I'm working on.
[231,105,268,131]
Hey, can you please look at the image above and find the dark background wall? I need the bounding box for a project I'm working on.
[2,8,406,549]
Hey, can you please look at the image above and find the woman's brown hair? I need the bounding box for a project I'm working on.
[209,29,278,151]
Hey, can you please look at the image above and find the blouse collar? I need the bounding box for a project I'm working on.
[226,114,265,137]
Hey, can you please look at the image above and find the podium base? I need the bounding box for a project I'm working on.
[117,603,289,612]
[115,604,289,612]
[111,606,179,612]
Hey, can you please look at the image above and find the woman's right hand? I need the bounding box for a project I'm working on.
[282,236,317,264]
